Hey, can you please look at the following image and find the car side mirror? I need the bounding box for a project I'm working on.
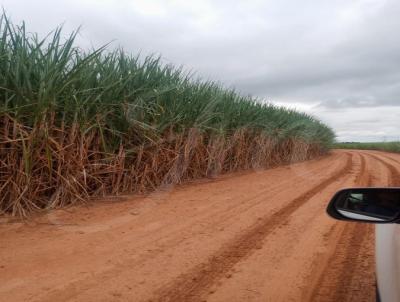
[327,188,400,223]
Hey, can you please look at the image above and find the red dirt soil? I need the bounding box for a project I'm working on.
[1,150,399,302]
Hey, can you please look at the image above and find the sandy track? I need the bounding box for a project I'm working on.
[1,150,399,302]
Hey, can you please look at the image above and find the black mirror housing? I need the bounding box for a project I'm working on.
[327,188,400,224]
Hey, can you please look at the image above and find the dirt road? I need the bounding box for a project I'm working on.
[1,150,400,302]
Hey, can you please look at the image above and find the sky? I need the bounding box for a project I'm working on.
[1,0,400,142]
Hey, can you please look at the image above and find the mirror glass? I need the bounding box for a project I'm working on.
[334,189,400,222]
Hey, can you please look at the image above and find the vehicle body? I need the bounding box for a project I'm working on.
[375,224,400,301]
[327,188,400,302]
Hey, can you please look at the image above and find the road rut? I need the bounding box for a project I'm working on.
[1,150,399,302]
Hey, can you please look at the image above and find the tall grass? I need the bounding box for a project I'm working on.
[335,142,400,153]
[0,15,335,216]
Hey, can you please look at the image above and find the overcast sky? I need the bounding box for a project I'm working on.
[2,0,400,142]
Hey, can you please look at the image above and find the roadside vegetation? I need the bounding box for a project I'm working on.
[0,15,335,216]
[335,142,400,153]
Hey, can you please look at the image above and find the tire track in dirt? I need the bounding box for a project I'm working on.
[152,154,353,302]
[0,152,351,302]
[366,153,400,186]
[356,153,371,185]
[168,153,347,240]
[4,151,386,302]
[302,153,371,301]
[303,152,370,301]
[328,153,373,302]
[329,151,400,301]
[307,151,394,302]
[311,222,374,302]
[367,150,400,166]
[34,155,349,302]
